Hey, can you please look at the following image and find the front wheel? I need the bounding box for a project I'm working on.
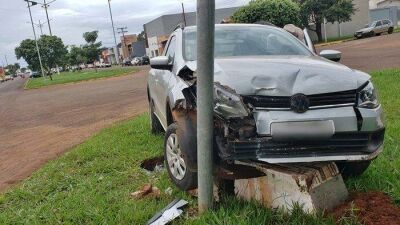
[164,123,197,191]
[336,161,371,179]
[388,27,394,34]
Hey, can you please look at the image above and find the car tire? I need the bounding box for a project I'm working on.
[336,161,371,179]
[149,100,164,134]
[388,27,394,34]
[164,123,197,191]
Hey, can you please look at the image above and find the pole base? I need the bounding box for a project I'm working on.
[234,162,348,213]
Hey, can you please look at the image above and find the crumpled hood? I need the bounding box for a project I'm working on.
[186,56,370,96]
[357,27,372,33]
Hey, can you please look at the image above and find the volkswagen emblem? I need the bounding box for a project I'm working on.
[290,93,310,113]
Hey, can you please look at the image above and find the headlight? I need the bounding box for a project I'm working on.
[214,83,249,119]
[358,82,379,109]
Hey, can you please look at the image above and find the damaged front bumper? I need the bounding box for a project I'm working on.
[174,83,385,167]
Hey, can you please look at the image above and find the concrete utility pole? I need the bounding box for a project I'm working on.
[41,0,55,36]
[108,0,120,65]
[4,55,9,66]
[181,2,187,26]
[117,27,128,59]
[196,0,215,213]
[25,0,46,79]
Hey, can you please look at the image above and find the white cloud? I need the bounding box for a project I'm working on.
[0,0,249,65]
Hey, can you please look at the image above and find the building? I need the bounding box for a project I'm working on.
[100,48,117,64]
[120,34,137,60]
[143,7,239,58]
[317,0,370,40]
[131,40,146,58]
[377,0,400,8]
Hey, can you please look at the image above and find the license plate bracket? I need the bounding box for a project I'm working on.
[271,120,335,142]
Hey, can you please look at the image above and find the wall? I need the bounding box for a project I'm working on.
[371,6,399,25]
[377,0,400,8]
[322,0,370,39]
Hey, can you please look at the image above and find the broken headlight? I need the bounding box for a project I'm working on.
[214,83,249,119]
[358,82,379,109]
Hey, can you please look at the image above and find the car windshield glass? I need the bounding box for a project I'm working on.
[183,26,312,61]
[366,22,376,28]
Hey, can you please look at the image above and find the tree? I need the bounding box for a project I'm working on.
[82,31,102,68]
[298,0,355,41]
[231,0,301,27]
[137,31,146,41]
[5,63,20,75]
[15,35,68,78]
[67,45,87,66]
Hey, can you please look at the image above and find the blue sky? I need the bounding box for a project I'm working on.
[0,0,249,67]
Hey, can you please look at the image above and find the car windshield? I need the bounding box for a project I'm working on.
[183,26,312,61]
[365,22,376,28]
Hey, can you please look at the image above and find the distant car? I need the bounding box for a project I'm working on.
[30,71,41,78]
[355,19,394,38]
[131,57,142,66]
[142,56,150,65]
[5,75,14,81]
[123,60,132,66]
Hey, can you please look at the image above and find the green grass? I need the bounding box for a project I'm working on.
[315,35,355,45]
[0,69,399,224]
[26,67,138,89]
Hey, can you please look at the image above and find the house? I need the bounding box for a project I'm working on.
[143,7,239,58]
[377,0,400,8]
[120,34,137,60]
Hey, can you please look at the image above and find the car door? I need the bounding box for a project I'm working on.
[153,35,177,126]
[303,28,316,54]
[375,21,383,33]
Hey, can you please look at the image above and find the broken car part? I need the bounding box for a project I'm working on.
[147,199,188,225]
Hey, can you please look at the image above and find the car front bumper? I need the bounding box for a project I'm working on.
[217,106,385,163]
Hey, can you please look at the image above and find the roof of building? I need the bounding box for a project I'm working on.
[144,7,240,38]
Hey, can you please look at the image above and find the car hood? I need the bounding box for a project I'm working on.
[357,27,372,33]
[185,56,370,96]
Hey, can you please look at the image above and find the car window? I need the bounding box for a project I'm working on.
[376,21,382,26]
[165,36,177,59]
[183,26,312,61]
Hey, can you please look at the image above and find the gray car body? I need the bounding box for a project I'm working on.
[148,24,384,163]
[355,19,394,37]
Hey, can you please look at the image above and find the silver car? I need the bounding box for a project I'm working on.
[147,24,385,190]
[355,19,394,38]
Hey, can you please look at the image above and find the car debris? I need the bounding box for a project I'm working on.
[140,156,165,173]
[147,199,188,225]
[131,184,161,199]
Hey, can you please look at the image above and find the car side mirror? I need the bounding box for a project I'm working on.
[320,50,342,62]
[150,56,172,70]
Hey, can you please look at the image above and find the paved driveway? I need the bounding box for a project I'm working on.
[317,33,400,72]
[0,68,149,191]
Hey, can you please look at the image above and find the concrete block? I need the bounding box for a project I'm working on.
[234,162,348,213]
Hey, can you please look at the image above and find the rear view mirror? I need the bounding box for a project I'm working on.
[320,50,342,62]
[150,56,172,70]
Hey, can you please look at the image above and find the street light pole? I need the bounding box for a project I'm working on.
[181,2,187,26]
[196,0,215,213]
[108,0,120,65]
[25,0,46,79]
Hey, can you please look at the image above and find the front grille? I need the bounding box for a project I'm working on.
[242,90,357,109]
[224,130,384,160]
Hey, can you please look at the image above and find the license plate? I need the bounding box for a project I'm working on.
[271,120,335,142]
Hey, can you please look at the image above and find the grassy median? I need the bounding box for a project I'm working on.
[1,69,399,224]
[25,67,138,89]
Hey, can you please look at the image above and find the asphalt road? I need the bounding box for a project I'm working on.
[317,32,400,72]
[0,68,149,191]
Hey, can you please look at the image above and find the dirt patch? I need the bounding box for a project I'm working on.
[140,156,164,172]
[330,192,400,225]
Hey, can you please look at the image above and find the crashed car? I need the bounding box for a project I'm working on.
[147,24,385,190]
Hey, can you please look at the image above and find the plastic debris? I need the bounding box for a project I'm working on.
[147,199,188,225]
